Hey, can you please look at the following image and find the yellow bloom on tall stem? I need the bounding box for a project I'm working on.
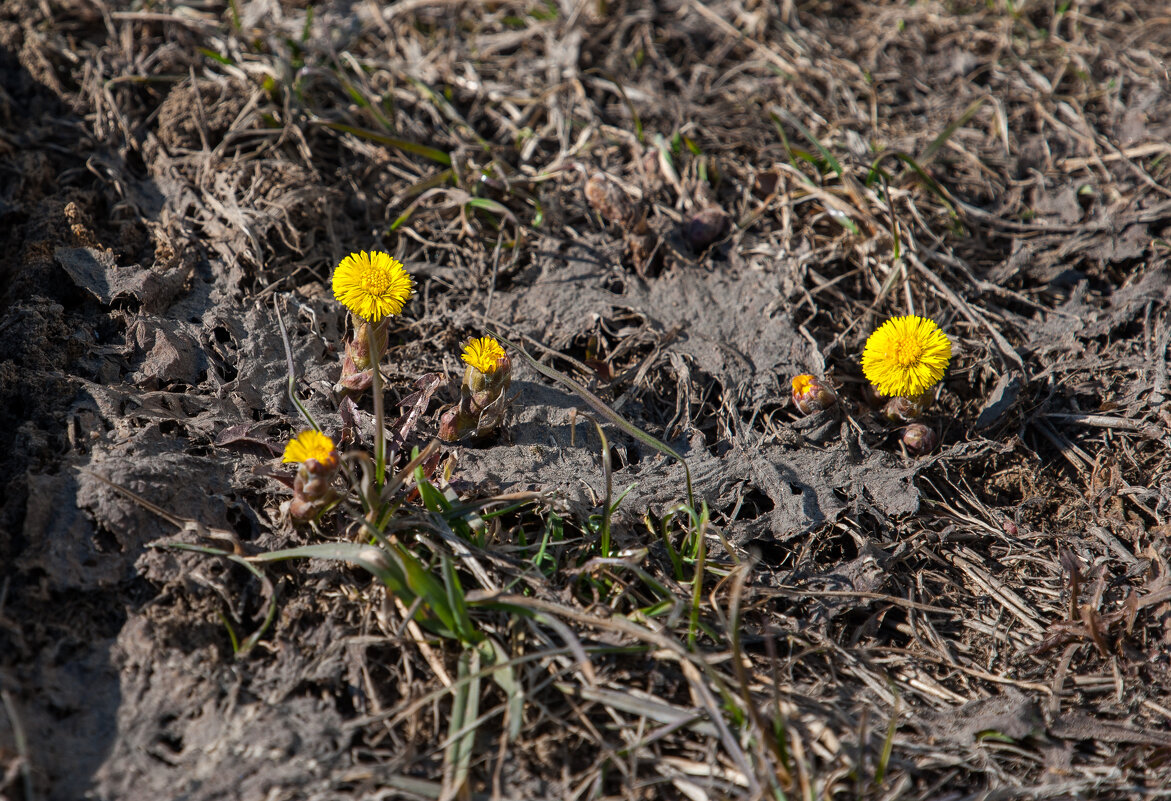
[862,315,952,398]
[461,336,507,374]
[332,251,414,322]
[282,430,338,466]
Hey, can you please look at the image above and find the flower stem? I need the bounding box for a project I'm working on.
[367,323,386,489]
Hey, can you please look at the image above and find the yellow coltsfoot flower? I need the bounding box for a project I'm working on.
[440,335,513,443]
[461,336,507,374]
[282,429,338,467]
[862,315,951,399]
[332,251,414,323]
[282,430,340,521]
[791,374,837,415]
[461,335,511,407]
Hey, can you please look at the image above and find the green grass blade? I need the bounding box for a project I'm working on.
[875,688,900,786]
[869,150,958,218]
[394,543,460,638]
[687,503,709,648]
[416,470,453,513]
[442,648,481,799]
[480,638,523,740]
[322,122,452,166]
[917,96,986,166]
[591,419,613,558]
[652,510,684,580]
[441,555,478,644]
[199,48,235,65]
[247,542,401,585]
[772,107,844,178]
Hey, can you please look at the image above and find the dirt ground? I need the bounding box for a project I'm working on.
[3,1,1171,799]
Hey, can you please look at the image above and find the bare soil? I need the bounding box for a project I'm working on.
[3,1,1171,799]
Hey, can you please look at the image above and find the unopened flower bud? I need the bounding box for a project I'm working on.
[438,399,478,443]
[336,317,388,393]
[882,393,932,422]
[902,423,938,455]
[684,207,730,250]
[861,382,885,409]
[585,172,635,227]
[791,374,837,415]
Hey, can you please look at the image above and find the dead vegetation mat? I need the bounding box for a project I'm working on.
[3,0,1171,798]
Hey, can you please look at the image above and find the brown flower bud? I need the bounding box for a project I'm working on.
[438,404,476,443]
[791,374,837,415]
[902,423,938,455]
[585,172,635,227]
[684,207,730,250]
[882,393,932,422]
[336,318,388,394]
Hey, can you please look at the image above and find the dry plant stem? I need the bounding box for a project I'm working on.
[1,689,33,801]
[275,298,319,431]
[394,595,452,687]
[81,468,244,553]
[727,562,794,788]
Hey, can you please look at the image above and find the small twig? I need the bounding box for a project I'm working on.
[1043,412,1164,438]
[1033,419,1092,476]
[394,595,452,687]
[80,468,244,553]
[1,691,33,801]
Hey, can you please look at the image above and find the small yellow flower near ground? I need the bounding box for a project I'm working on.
[862,315,952,398]
[461,336,507,374]
[282,430,337,465]
[790,373,837,414]
[332,251,414,323]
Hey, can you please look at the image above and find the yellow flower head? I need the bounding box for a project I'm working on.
[862,315,952,398]
[282,430,338,466]
[461,336,506,374]
[791,374,815,395]
[332,251,414,323]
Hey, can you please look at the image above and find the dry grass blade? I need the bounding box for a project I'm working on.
[491,594,761,795]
